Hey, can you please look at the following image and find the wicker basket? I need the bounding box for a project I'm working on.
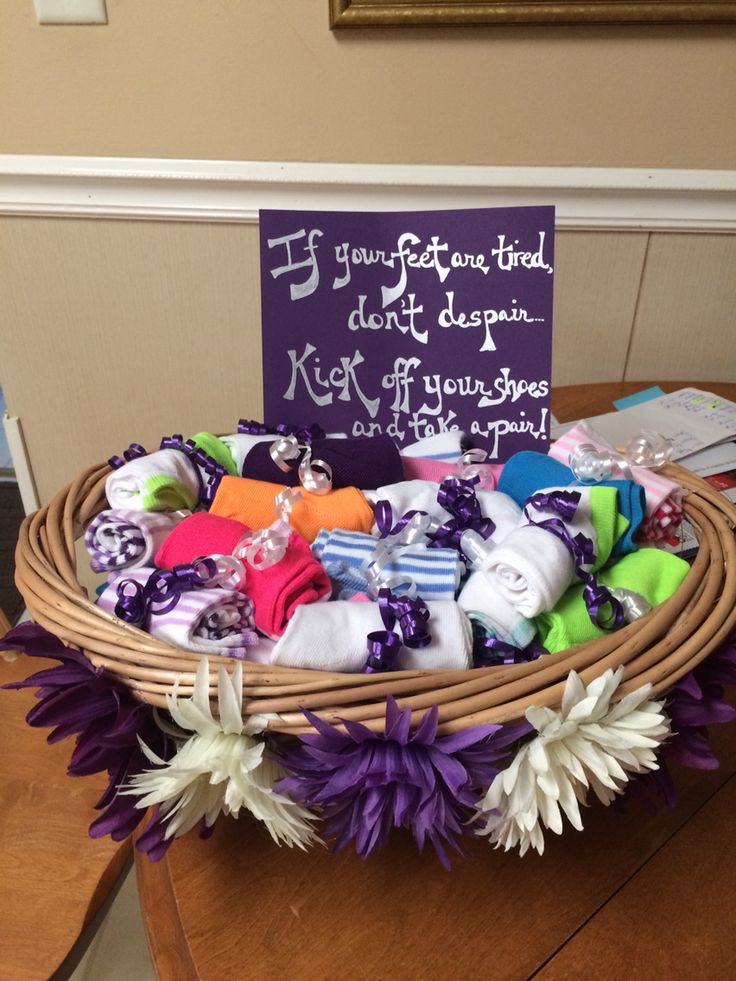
[14,460,736,736]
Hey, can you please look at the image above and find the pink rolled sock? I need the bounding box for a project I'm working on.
[246,531,331,638]
[155,512,249,568]
[401,454,502,487]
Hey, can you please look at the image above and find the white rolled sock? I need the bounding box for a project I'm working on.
[105,449,200,512]
[483,487,597,618]
[364,480,522,546]
[475,490,522,545]
[457,571,536,649]
[364,480,451,531]
[402,431,466,461]
[220,433,275,476]
[271,599,472,673]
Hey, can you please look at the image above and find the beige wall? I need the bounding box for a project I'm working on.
[1,217,734,503]
[1,1,735,168]
[1,1,734,501]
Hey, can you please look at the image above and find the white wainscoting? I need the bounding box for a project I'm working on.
[0,157,735,232]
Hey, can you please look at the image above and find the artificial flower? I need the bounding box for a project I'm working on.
[0,622,173,851]
[476,666,670,856]
[276,694,528,868]
[122,657,318,849]
[624,635,736,810]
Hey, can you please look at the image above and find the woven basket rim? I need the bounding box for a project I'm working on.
[13,459,736,735]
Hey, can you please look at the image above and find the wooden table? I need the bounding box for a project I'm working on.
[0,652,130,980]
[130,381,736,980]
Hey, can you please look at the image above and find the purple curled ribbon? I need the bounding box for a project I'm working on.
[108,442,148,470]
[362,587,431,673]
[473,634,547,668]
[523,490,623,631]
[430,476,495,560]
[114,557,238,627]
[237,419,326,443]
[159,434,227,506]
[375,503,428,540]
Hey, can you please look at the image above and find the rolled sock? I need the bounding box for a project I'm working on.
[246,531,331,638]
[497,450,644,556]
[210,476,374,544]
[243,434,403,490]
[497,451,572,505]
[188,432,238,476]
[550,423,683,538]
[364,480,521,544]
[401,454,504,487]
[484,525,575,618]
[105,449,200,512]
[220,433,275,477]
[85,509,187,574]
[457,571,536,649]
[476,490,523,544]
[402,431,467,461]
[97,567,258,658]
[312,528,462,601]
[535,548,690,654]
[483,486,613,618]
[364,479,450,527]
[271,600,472,673]
[155,512,249,569]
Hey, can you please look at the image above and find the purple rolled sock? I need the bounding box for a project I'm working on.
[242,435,403,490]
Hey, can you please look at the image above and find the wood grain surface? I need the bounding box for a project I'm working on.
[0,653,130,980]
[135,381,736,981]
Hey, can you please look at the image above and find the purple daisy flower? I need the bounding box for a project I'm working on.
[276,695,529,868]
[624,634,736,811]
[1,622,173,858]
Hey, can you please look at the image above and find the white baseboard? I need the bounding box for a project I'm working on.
[0,156,735,232]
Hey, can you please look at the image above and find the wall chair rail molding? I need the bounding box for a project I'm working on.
[329,0,736,27]
[1,157,735,233]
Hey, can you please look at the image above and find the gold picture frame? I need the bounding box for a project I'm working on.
[329,0,736,27]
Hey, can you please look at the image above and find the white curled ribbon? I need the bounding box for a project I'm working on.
[298,446,333,495]
[193,554,248,591]
[608,586,652,624]
[457,448,496,489]
[458,528,497,571]
[233,519,291,571]
[362,514,439,599]
[270,436,333,495]
[568,424,673,485]
[363,543,418,600]
[274,487,302,525]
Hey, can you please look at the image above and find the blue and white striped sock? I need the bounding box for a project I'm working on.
[312,528,462,601]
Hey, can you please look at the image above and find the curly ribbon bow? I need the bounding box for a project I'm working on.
[108,443,148,470]
[269,435,333,495]
[568,427,673,485]
[233,519,291,571]
[114,555,246,627]
[159,435,227,505]
[237,419,326,443]
[523,490,624,631]
[471,623,547,668]
[430,476,495,563]
[362,587,431,673]
[457,447,496,490]
[273,487,303,526]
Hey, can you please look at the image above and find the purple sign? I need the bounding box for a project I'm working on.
[259,206,554,461]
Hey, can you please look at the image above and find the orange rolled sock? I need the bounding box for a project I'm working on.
[209,476,374,543]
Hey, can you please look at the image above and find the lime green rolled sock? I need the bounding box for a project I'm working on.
[535,547,690,654]
[188,432,238,476]
[587,485,628,571]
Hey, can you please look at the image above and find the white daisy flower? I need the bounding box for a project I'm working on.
[123,657,318,849]
[476,666,670,856]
